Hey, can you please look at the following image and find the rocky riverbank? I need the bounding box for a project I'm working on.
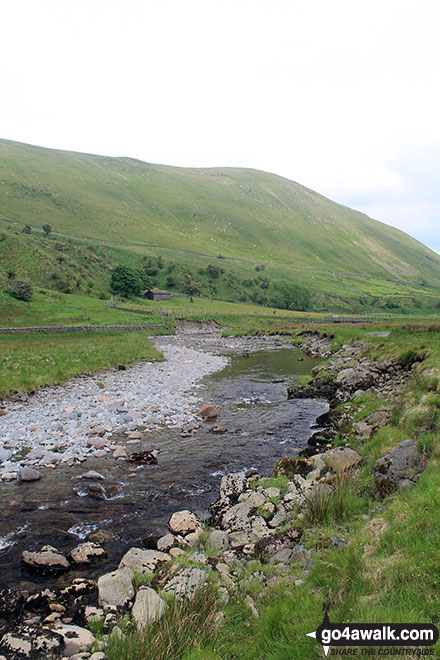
[0,329,427,659]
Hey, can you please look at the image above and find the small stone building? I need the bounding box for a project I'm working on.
[146,289,171,301]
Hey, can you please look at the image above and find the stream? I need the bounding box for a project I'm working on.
[0,333,327,590]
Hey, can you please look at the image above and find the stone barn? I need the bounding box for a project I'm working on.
[146,289,171,301]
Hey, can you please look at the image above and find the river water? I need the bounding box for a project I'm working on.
[0,334,327,589]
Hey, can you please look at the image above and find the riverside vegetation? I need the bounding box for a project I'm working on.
[1,319,440,659]
[1,138,440,658]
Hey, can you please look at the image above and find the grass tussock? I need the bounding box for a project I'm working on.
[105,588,222,660]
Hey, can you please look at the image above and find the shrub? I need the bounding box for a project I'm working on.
[42,223,52,235]
[110,265,142,297]
[9,279,33,301]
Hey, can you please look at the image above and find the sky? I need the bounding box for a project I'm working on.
[1,0,439,254]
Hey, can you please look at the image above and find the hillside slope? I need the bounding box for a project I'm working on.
[1,138,439,288]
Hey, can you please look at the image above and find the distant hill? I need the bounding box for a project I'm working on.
[0,138,439,312]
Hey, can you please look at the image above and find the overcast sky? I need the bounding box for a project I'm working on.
[1,0,439,254]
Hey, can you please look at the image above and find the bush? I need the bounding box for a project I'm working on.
[42,223,52,235]
[110,265,142,297]
[9,279,33,301]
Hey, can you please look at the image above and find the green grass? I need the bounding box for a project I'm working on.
[1,137,440,313]
[0,330,164,396]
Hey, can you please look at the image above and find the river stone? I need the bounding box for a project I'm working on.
[132,587,166,629]
[374,439,423,494]
[22,546,70,572]
[228,530,259,548]
[163,567,208,600]
[87,437,107,449]
[220,473,249,500]
[255,527,303,562]
[17,467,41,482]
[208,530,230,551]
[157,533,176,552]
[168,510,199,535]
[112,446,127,459]
[70,542,107,564]
[221,502,252,531]
[323,447,362,473]
[90,654,106,660]
[97,566,134,610]
[79,470,105,480]
[0,624,64,658]
[53,623,94,656]
[197,404,218,418]
[118,548,170,575]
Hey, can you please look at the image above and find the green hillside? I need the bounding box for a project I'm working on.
[0,138,439,313]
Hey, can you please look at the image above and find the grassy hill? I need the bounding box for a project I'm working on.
[0,138,439,313]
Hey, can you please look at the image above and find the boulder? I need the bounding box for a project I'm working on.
[52,623,94,656]
[197,404,218,418]
[22,546,69,572]
[70,542,106,564]
[0,625,64,659]
[163,567,207,600]
[221,502,252,531]
[118,548,170,575]
[17,467,41,482]
[131,587,166,629]
[374,439,423,494]
[208,530,230,551]
[239,490,266,507]
[157,533,176,552]
[255,527,303,562]
[168,510,199,535]
[97,566,134,610]
[323,447,362,473]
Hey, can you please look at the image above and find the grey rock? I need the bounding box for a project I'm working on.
[118,548,170,575]
[97,566,134,610]
[132,587,166,629]
[255,527,303,562]
[53,623,94,656]
[163,567,207,600]
[270,544,310,566]
[17,467,41,482]
[208,530,230,551]
[323,447,362,473]
[220,473,249,500]
[374,439,423,494]
[221,502,252,531]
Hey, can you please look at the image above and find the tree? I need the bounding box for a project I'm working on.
[42,224,52,235]
[9,280,33,301]
[110,265,142,297]
[270,281,311,311]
